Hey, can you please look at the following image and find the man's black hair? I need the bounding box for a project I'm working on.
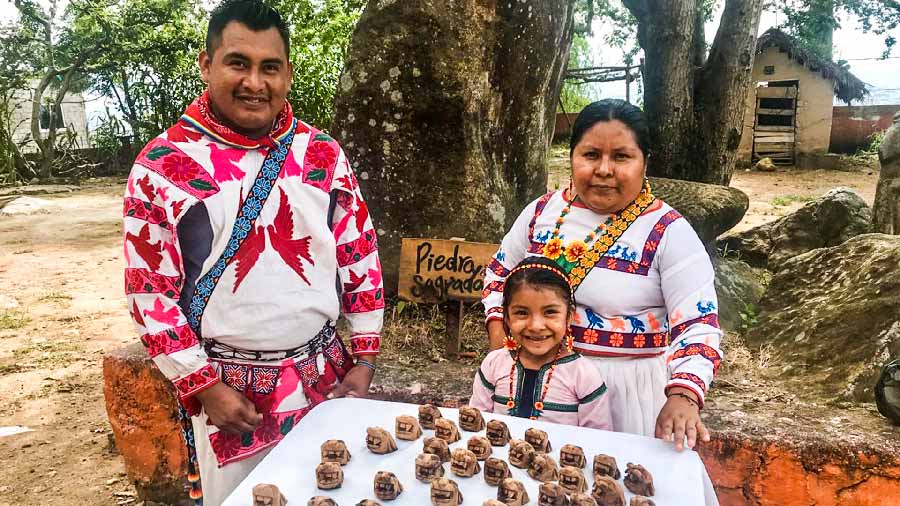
[207,0,291,58]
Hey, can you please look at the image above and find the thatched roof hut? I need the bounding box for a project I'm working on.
[756,28,868,105]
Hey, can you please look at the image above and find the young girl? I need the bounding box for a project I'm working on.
[470,257,611,429]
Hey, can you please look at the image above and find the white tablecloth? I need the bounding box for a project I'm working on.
[223,398,715,506]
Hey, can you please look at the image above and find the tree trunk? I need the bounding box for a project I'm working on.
[331,0,576,293]
[624,0,762,185]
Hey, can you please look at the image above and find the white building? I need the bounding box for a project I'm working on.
[8,84,91,153]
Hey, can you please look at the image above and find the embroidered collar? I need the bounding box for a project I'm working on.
[179,90,295,149]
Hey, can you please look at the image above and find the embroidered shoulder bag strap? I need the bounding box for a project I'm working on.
[186,123,296,333]
[177,122,295,506]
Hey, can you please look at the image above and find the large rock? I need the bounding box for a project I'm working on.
[745,234,900,402]
[876,358,900,425]
[103,343,191,505]
[713,256,766,332]
[718,188,871,270]
[331,0,576,294]
[649,176,749,243]
[874,111,900,234]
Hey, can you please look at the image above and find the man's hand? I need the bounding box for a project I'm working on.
[654,386,709,451]
[327,358,376,399]
[195,382,263,434]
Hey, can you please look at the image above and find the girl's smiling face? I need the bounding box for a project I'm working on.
[504,284,572,365]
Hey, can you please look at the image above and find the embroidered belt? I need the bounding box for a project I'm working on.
[202,320,336,361]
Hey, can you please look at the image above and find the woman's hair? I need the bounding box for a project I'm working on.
[502,257,574,310]
[569,99,651,159]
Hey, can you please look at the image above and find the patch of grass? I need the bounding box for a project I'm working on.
[0,310,29,330]
[38,291,72,304]
[12,338,82,368]
[377,300,489,366]
[772,194,813,207]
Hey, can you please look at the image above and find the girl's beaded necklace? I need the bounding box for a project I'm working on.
[505,343,565,420]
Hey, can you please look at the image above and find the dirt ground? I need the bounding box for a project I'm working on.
[0,161,884,506]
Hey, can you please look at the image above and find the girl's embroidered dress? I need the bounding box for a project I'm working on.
[123,92,383,504]
[482,190,722,436]
[471,349,611,429]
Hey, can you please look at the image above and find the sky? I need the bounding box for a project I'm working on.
[588,3,900,105]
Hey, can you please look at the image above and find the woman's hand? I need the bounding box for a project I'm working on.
[655,387,709,451]
[487,319,506,351]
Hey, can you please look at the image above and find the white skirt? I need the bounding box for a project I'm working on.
[585,354,668,436]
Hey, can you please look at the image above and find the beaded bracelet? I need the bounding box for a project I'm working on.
[356,359,376,371]
[668,392,700,409]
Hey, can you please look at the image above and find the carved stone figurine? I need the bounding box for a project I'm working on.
[559,444,586,468]
[559,465,588,494]
[527,454,560,482]
[570,494,599,506]
[415,453,445,483]
[624,463,654,497]
[423,436,452,463]
[498,478,530,506]
[524,427,552,453]
[321,439,352,465]
[395,415,423,441]
[485,419,511,446]
[316,462,344,490]
[458,405,486,431]
[483,457,512,486]
[467,436,492,460]
[538,482,571,506]
[434,418,461,443]
[366,427,398,454]
[356,501,382,506]
[308,497,338,506]
[508,439,536,468]
[593,454,621,480]
[430,477,463,506]
[419,404,443,430]
[450,447,481,477]
[629,497,656,506]
[374,471,404,501]
[592,475,625,506]
[252,484,287,506]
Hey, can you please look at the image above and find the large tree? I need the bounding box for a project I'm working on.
[620,0,763,185]
[331,0,577,291]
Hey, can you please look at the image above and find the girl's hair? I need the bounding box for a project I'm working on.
[569,99,651,159]
[502,257,574,310]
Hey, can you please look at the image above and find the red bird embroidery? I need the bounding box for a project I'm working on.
[209,144,247,183]
[138,175,156,203]
[231,225,266,293]
[125,224,164,270]
[143,298,180,326]
[267,189,314,285]
[130,300,146,327]
[343,269,367,293]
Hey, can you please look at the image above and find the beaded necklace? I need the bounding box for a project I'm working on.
[505,344,564,420]
[542,180,656,290]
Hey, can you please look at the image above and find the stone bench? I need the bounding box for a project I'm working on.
[103,344,900,505]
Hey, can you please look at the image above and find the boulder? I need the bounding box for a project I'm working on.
[718,187,871,270]
[753,157,776,172]
[713,256,767,332]
[874,111,900,234]
[649,176,749,244]
[0,196,54,215]
[103,343,191,505]
[745,234,900,402]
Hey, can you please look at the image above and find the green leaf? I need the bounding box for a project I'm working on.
[313,133,333,142]
[188,179,215,191]
[307,169,327,181]
[241,432,254,447]
[280,416,295,435]
[146,146,174,161]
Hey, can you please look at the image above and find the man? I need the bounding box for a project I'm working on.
[123,1,383,504]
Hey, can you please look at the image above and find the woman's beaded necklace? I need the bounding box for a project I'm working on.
[505,344,564,420]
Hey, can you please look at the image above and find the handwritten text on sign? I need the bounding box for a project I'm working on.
[398,238,500,302]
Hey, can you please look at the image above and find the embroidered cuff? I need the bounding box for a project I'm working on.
[485,307,504,325]
[174,363,219,402]
[665,373,707,408]
[350,333,381,356]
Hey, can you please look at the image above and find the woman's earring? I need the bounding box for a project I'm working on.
[504,334,518,351]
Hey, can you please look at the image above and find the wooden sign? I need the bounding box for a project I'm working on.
[398,238,500,303]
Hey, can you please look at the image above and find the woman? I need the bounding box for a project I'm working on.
[482,99,722,449]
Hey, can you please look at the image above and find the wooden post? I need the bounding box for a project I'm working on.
[625,69,631,103]
[444,299,464,359]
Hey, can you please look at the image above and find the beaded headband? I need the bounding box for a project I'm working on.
[506,262,575,302]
